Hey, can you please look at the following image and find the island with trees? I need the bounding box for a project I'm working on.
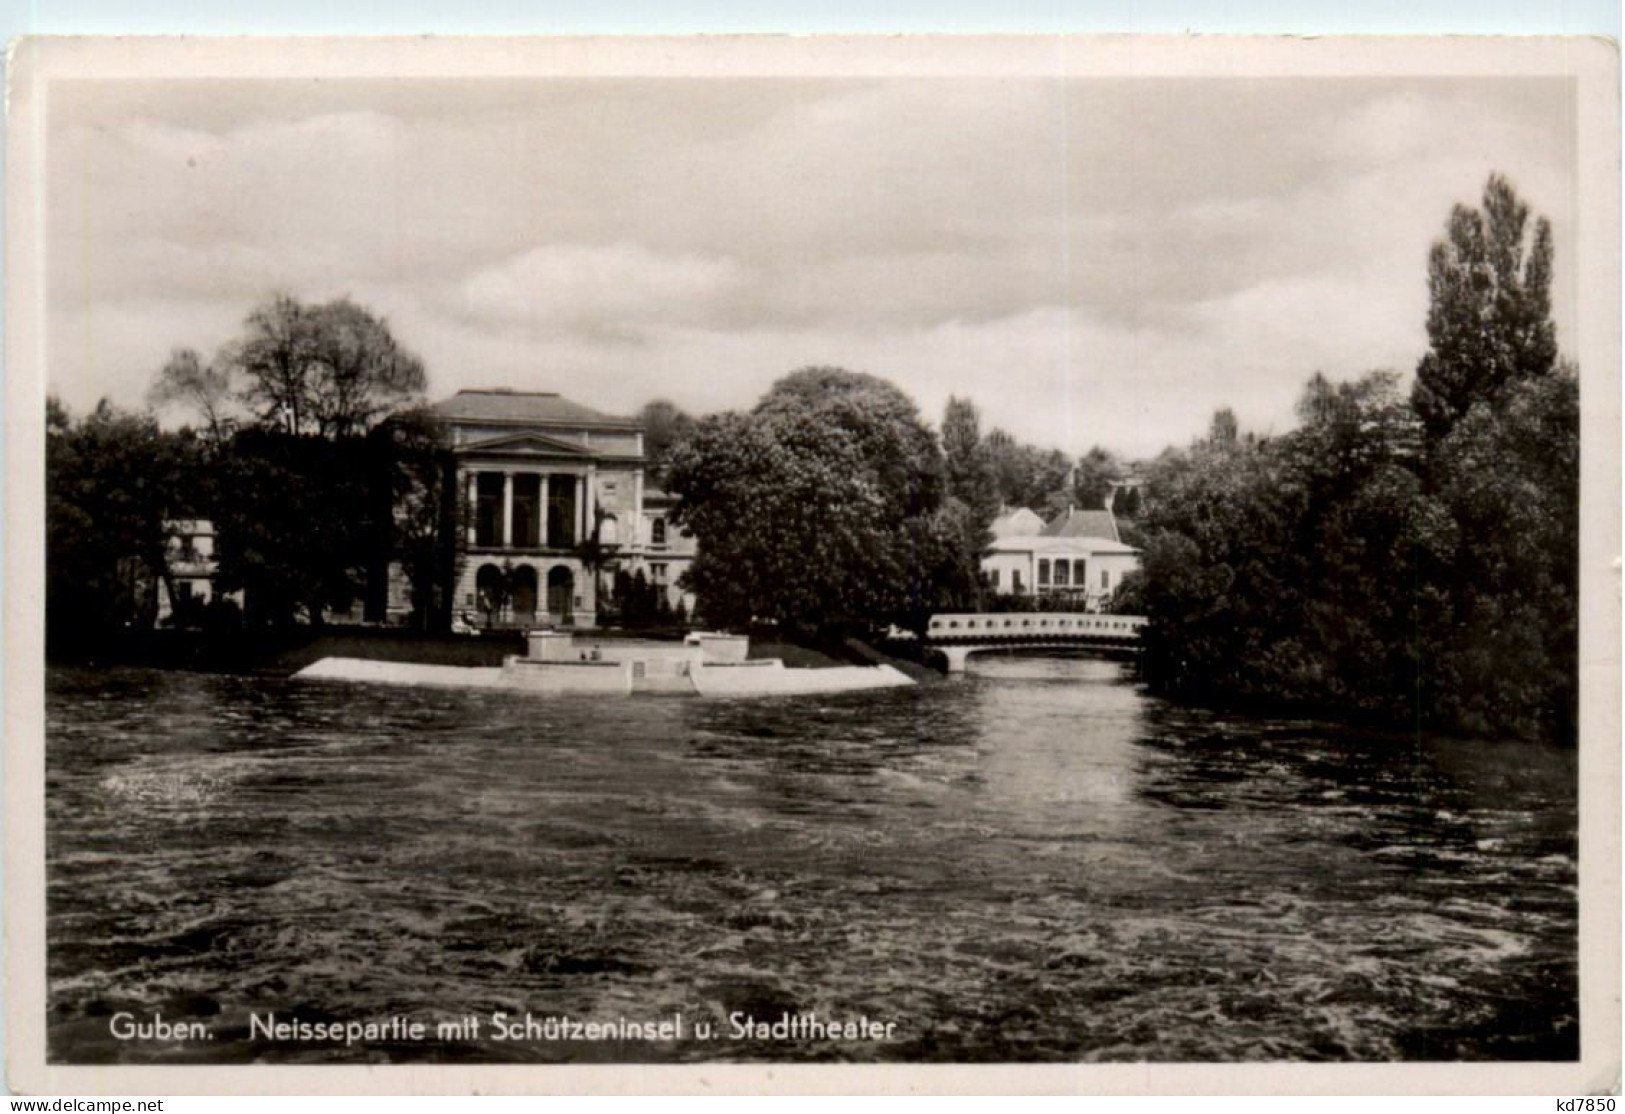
[46,174,1579,744]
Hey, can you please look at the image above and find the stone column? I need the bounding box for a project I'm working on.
[578,471,597,629]
[465,471,478,545]
[539,474,550,548]
[501,471,514,549]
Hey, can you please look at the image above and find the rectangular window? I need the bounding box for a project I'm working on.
[1038,559,1050,587]
[475,473,503,548]
[1013,570,1024,593]
[651,562,668,584]
[990,569,1001,590]
[511,474,541,548]
[652,518,667,545]
[1101,569,1110,589]
[1073,559,1086,585]
[547,475,577,548]
[1054,560,1069,587]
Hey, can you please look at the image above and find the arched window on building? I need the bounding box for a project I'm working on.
[547,565,575,623]
[475,563,505,622]
[510,565,538,622]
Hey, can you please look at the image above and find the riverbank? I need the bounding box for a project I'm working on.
[295,627,919,697]
[48,626,526,675]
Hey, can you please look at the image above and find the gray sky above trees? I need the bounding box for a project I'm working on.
[47,75,1576,458]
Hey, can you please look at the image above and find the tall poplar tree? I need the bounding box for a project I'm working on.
[1412,174,1559,444]
[940,395,999,525]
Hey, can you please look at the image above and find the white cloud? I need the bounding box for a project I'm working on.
[43,75,1579,460]
[458,242,745,331]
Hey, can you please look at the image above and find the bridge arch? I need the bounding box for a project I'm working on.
[924,612,1147,673]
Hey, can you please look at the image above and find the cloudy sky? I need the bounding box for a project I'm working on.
[47,73,1577,458]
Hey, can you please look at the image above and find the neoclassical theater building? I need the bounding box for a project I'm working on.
[384,388,694,629]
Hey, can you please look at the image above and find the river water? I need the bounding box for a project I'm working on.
[45,657,1578,1064]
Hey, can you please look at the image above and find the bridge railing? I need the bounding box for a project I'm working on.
[926,612,1147,639]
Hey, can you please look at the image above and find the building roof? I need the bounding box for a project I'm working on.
[432,389,640,430]
[1041,506,1121,542]
[987,534,1138,557]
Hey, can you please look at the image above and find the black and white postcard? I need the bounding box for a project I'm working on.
[5,35,1619,1096]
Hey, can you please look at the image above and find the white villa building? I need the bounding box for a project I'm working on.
[155,519,239,624]
[983,505,1140,609]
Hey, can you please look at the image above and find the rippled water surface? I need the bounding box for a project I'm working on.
[46,658,1577,1063]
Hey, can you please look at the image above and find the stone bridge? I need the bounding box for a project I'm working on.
[924,612,1147,673]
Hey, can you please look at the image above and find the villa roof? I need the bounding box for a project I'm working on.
[1041,506,1121,542]
[432,389,640,430]
[987,534,1138,556]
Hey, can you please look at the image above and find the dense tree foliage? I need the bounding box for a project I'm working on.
[50,291,443,643]
[1135,175,1577,743]
[639,399,697,489]
[1070,445,1125,511]
[937,396,1001,615]
[382,408,464,632]
[605,567,682,628]
[668,368,950,635]
[46,400,206,647]
[753,367,945,519]
[137,295,434,630]
[1138,375,1447,717]
[208,429,390,628]
[941,396,1000,526]
[983,429,1073,510]
[1428,370,1578,739]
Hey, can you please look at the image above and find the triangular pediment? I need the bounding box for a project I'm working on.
[461,431,591,457]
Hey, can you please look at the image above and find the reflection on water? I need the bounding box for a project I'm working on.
[46,655,1577,1063]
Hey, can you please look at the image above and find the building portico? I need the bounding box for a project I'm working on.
[386,388,650,631]
[464,464,596,551]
